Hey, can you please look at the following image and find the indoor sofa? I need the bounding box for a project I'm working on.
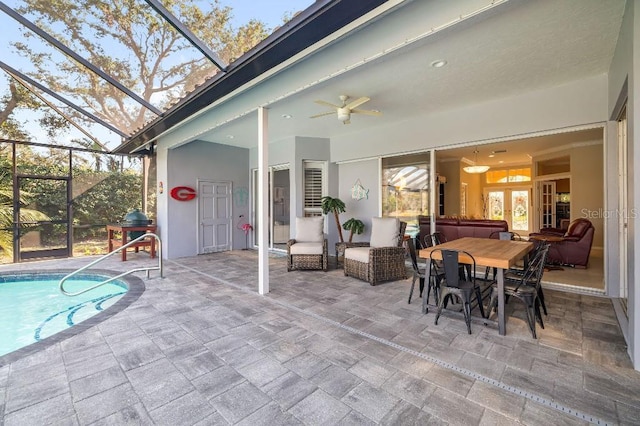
[418,216,509,243]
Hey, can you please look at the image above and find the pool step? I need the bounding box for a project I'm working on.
[34,292,125,341]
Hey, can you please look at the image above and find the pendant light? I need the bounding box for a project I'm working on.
[463,149,490,174]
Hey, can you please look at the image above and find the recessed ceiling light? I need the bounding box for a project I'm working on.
[226,135,234,139]
[488,154,495,158]
[430,60,447,68]
[282,114,292,119]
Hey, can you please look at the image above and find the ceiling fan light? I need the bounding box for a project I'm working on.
[463,165,490,174]
[337,107,350,123]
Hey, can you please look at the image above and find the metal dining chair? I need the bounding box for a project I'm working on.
[502,240,550,316]
[431,231,446,245]
[489,231,522,241]
[486,243,549,338]
[407,238,443,307]
[407,238,425,304]
[433,249,486,334]
[516,241,550,316]
[422,233,434,249]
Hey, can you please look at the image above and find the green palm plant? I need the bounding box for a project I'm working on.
[342,218,365,243]
[321,196,346,243]
[0,186,50,257]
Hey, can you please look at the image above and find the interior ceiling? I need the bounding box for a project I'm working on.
[188,0,624,160]
[436,127,604,167]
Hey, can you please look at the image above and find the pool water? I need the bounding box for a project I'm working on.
[0,274,127,356]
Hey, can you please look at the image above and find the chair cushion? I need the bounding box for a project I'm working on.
[295,216,324,242]
[290,242,324,255]
[564,219,591,238]
[370,217,399,248]
[344,247,371,263]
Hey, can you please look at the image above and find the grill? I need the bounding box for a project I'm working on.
[123,209,151,240]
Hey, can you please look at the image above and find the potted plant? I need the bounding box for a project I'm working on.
[321,196,346,243]
[342,218,365,243]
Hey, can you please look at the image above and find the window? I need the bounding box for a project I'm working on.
[303,161,326,217]
[486,167,531,184]
[486,170,508,183]
[508,168,531,182]
[381,153,431,235]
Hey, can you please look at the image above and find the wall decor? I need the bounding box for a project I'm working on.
[170,186,196,201]
[351,179,369,200]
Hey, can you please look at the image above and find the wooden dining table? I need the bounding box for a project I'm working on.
[419,237,533,335]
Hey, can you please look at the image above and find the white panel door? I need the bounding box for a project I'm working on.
[199,181,232,254]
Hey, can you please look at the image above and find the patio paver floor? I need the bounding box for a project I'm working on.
[1,250,638,425]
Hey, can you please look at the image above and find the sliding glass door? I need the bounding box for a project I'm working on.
[252,165,290,251]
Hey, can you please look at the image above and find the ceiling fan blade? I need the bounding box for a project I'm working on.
[352,108,382,116]
[314,100,341,109]
[345,96,370,110]
[309,111,336,118]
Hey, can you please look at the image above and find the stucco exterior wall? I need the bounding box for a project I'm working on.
[337,159,380,246]
[160,141,250,258]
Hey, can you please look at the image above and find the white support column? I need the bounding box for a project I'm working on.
[430,149,436,232]
[258,107,270,295]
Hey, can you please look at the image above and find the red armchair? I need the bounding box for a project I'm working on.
[529,218,594,268]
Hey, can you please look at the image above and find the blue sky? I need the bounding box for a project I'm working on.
[219,0,313,30]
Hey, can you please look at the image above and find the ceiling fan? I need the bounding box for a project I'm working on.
[310,95,382,124]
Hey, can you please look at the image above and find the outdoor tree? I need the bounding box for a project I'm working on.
[0,77,62,140]
[4,0,271,139]
[0,79,29,139]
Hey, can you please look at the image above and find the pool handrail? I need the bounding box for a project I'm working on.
[59,232,162,297]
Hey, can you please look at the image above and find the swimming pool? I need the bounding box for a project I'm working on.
[0,270,145,362]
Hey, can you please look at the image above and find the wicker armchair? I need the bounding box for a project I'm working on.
[343,218,407,285]
[287,216,328,272]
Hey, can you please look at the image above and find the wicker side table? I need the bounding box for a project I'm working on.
[335,242,369,268]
